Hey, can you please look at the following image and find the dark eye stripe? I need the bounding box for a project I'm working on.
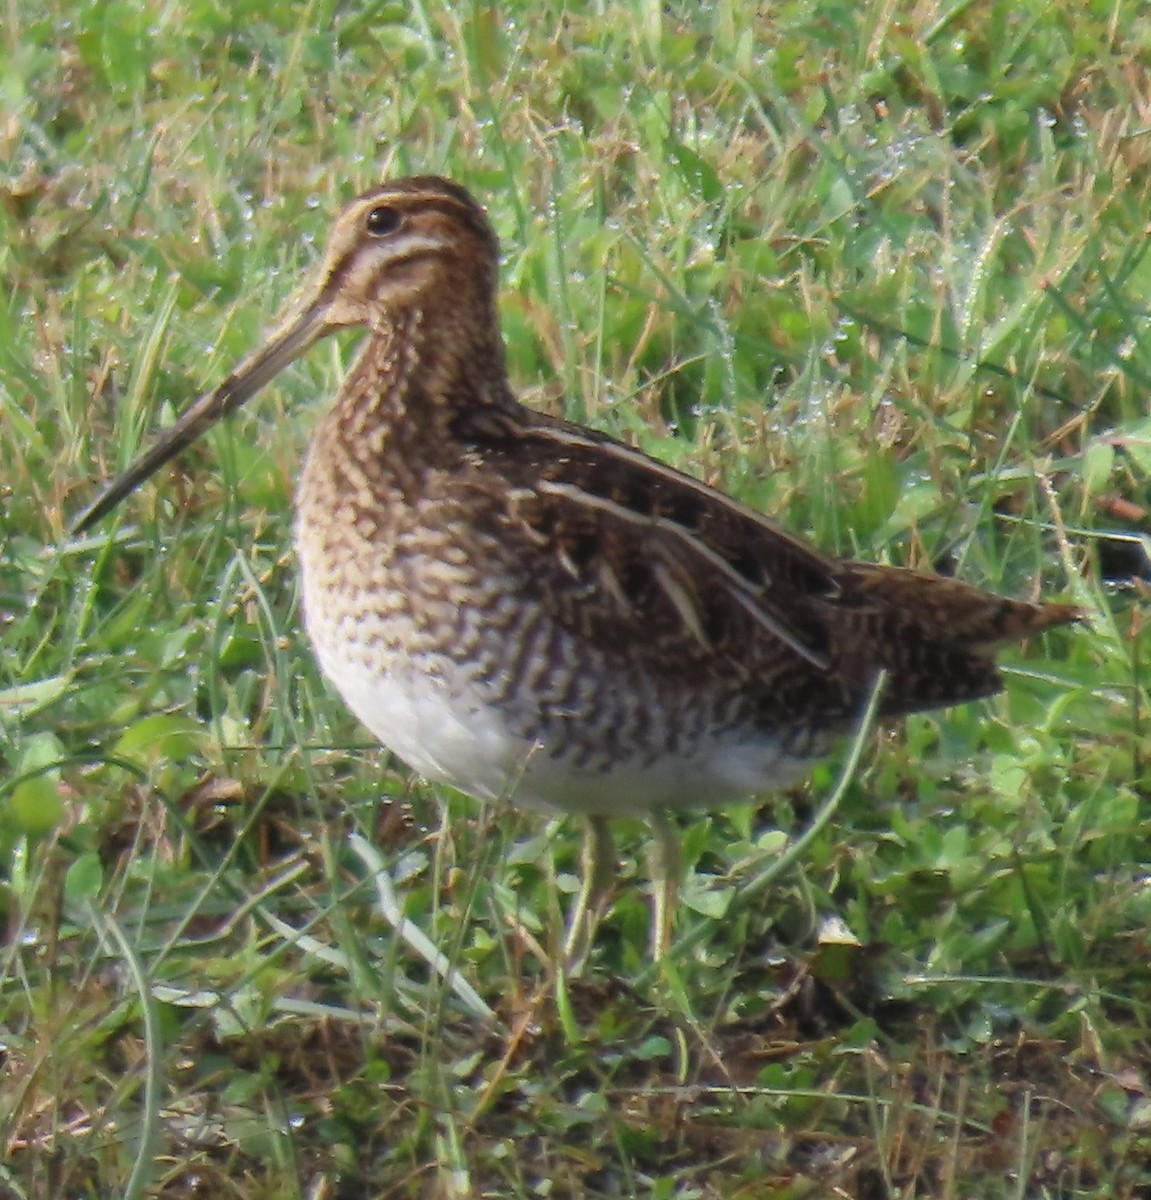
[366,191,498,255]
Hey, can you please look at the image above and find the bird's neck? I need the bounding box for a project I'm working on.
[312,298,517,501]
[346,301,513,432]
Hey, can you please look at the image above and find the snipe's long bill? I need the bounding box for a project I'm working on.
[75,176,1080,966]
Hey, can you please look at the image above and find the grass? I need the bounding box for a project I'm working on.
[1,0,1148,1195]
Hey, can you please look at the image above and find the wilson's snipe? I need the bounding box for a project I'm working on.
[75,176,1079,965]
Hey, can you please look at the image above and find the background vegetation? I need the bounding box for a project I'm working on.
[1,1,1148,1195]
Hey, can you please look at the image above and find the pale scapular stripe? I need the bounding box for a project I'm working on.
[651,558,710,649]
[536,478,830,669]
[526,422,839,576]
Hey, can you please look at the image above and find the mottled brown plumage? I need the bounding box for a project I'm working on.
[76,176,1080,961]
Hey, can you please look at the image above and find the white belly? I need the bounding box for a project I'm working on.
[308,626,814,817]
[313,634,526,804]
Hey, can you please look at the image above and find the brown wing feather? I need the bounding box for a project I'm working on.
[452,404,1080,723]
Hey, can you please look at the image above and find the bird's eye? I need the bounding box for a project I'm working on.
[365,205,401,236]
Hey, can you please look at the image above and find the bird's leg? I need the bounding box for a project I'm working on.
[563,815,617,974]
[647,810,681,961]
